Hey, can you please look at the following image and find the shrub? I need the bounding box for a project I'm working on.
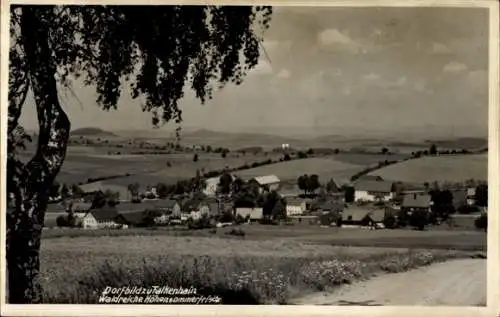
[475,214,487,231]
[457,205,479,214]
[226,228,246,237]
[383,214,397,229]
[409,210,428,230]
[235,214,245,224]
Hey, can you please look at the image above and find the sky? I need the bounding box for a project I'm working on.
[19,6,489,138]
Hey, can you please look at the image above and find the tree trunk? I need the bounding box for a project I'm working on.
[7,7,71,304]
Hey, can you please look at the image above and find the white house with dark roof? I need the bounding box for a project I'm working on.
[82,207,121,229]
[353,180,395,202]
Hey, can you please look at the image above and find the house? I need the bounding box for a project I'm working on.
[206,201,220,216]
[218,201,234,215]
[466,187,476,206]
[401,189,427,196]
[285,197,306,216]
[248,175,281,193]
[82,207,120,229]
[319,212,342,226]
[362,209,386,226]
[152,199,182,218]
[68,201,92,213]
[353,180,394,202]
[451,189,468,210]
[342,207,385,226]
[235,207,263,221]
[319,200,344,213]
[203,177,221,197]
[115,211,148,227]
[401,194,432,214]
[78,182,129,201]
[184,200,211,220]
[343,207,370,224]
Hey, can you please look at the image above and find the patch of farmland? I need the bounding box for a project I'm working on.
[94,152,282,187]
[368,154,487,183]
[54,153,165,184]
[234,158,364,182]
[52,148,278,185]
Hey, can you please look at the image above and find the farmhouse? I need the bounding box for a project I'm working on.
[401,194,432,213]
[401,189,427,196]
[451,189,468,210]
[152,199,181,218]
[285,197,306,216]
[319,212,342,226]
[467,187,476,206]
[249,175,281,193]
[115,211,148,227]
[235,207,263,221]
[353,180,394,202]
[82,207,120,229]
[203,177,221,197]
[78,182,128,200]
[70,202,92,213]
[184,200,213,220]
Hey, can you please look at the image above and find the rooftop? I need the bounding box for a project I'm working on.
[354,180,394,193]
[252,175,281,185]
[88,207,120,221]
[402,194,432,208]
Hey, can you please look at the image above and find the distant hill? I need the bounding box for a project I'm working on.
[178,129,303,149]
[71,127,117,137]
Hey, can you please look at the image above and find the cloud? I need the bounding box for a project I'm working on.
[317,28,362,54]
[276,69,291,79]
[430,42,451,54]
[443,61,468,73]
[363,72,380,81]
[396,76,407,86]
[342,86,352,95]
[379,76,407,88]
[467,69,488,91]
[371,28,383,38]
[413,79,426,92]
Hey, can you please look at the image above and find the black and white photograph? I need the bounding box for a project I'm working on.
[2,0,499,314]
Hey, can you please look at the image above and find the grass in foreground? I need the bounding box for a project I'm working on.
[39,235,480,304]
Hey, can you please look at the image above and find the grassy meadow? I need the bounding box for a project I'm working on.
[369,154,487,183]
[234,158,365,182]
[40,233,481,304]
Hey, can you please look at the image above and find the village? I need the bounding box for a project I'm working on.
[45,169,488,232]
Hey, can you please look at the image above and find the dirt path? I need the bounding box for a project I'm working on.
[291,259,486,306]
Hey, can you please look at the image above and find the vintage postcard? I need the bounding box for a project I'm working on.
[1,0,499,316]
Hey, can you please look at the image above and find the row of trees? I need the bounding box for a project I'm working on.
[411,144,473,158]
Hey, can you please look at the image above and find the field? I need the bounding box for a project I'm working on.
[39,228,483,304]
[324,153,409,166]
[234,158,365,182]
[368,154,487,183]
[19,145,283,186]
